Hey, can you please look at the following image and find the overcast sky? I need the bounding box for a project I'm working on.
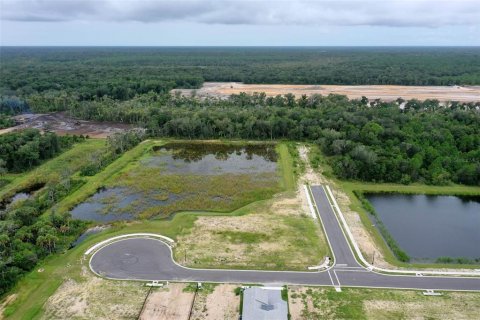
[1,0,479,46]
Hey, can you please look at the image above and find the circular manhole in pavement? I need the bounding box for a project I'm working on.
[121,253,139,265]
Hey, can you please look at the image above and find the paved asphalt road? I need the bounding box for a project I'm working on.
[90,185,480,291]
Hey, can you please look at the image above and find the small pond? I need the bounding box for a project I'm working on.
[70,143,279,222]
[366,193,480,262]
[70,187,181,222]
[144,143,278,175]
[71,226,109,247]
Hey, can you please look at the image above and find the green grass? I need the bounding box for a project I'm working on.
[3,139,306,318]
[215,231,270,244]
[0,139,105,200]
[307,143,480,269]
[3,214,199,319]
[289,287,480,320]
[50,139,153,215]
[277,142,298,191]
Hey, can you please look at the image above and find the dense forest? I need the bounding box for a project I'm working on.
[1,47,480,107]
[0,47,479,186]
[0,129,85,173]
[60,92,479,186]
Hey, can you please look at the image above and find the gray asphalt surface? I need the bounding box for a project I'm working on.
[90,185,480,291]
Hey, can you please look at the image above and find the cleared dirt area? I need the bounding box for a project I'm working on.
[139,283,194,320]
[174,82,480,102]
[190,284,239,320]
[288,286,480,320]
[42,268,148,319]
[0,112,132,138]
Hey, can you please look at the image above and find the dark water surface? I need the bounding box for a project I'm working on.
[70,143,278,222]
[145,143,278,175]
[366,193,480,261]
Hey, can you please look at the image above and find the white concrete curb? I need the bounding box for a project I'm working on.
[324,185,480,277]
[85,233,175,255]
[303,184,317,220]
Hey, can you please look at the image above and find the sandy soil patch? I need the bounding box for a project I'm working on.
[42,273,148,320]
[0,294,17,320]
[190,284,239,320]
[1,112,132,138]
[174,82,480,103]
[139,283,194,320]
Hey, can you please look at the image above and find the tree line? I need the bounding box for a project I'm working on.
[0,129,85,173]
[58,92,480,186]
[2,47,480,106]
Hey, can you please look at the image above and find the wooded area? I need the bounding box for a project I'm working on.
[1,47,480,106]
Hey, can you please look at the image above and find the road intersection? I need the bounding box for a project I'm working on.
[89,185,480,291]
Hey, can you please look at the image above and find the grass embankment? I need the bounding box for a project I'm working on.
[308,144,480,269]
[50,140,153,215]
[0,139,105,200]
[289,286,480,320]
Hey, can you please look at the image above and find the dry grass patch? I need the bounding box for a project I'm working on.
[42,273,148,320]
[289,286,480,320]
[139,283,194,320]
[190,284,239,320]
[176,191,328,270]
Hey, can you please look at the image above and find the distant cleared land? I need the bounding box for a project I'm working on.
[175,82,480,102]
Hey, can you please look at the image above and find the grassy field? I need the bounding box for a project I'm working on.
[309,144,480,269]
[0,139,106,200]
[2,139,329,319]
[288,286,480,320]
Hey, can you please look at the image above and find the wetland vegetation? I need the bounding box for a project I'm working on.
[71,141,282,221]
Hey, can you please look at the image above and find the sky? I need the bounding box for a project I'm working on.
[1,0,480,46]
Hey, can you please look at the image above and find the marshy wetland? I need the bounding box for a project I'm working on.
[71,142,282,221]
[366,193,480,263]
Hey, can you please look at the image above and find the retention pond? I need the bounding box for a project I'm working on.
[366,193,480,263]
[71,142,279,222]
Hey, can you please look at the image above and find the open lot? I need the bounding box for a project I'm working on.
[288,286,480,320]
[174,82,480,102]
[139,283,194,320]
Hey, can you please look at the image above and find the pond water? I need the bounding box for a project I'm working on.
[71,226,109,247]
[366,193,480,261]
[70,187,180,222]
[144,143,278,175]
[70,143,278,222]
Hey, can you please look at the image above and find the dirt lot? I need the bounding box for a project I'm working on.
[42,268,148,319]
[190,284,239,320]
[288,286,480,320]
[174,82,480,102]
[139,283,194,320]
[0,112,132,138]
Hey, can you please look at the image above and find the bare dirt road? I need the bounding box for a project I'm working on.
[174,82,480,102]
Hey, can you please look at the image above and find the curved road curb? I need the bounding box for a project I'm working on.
[85,233,175,255]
